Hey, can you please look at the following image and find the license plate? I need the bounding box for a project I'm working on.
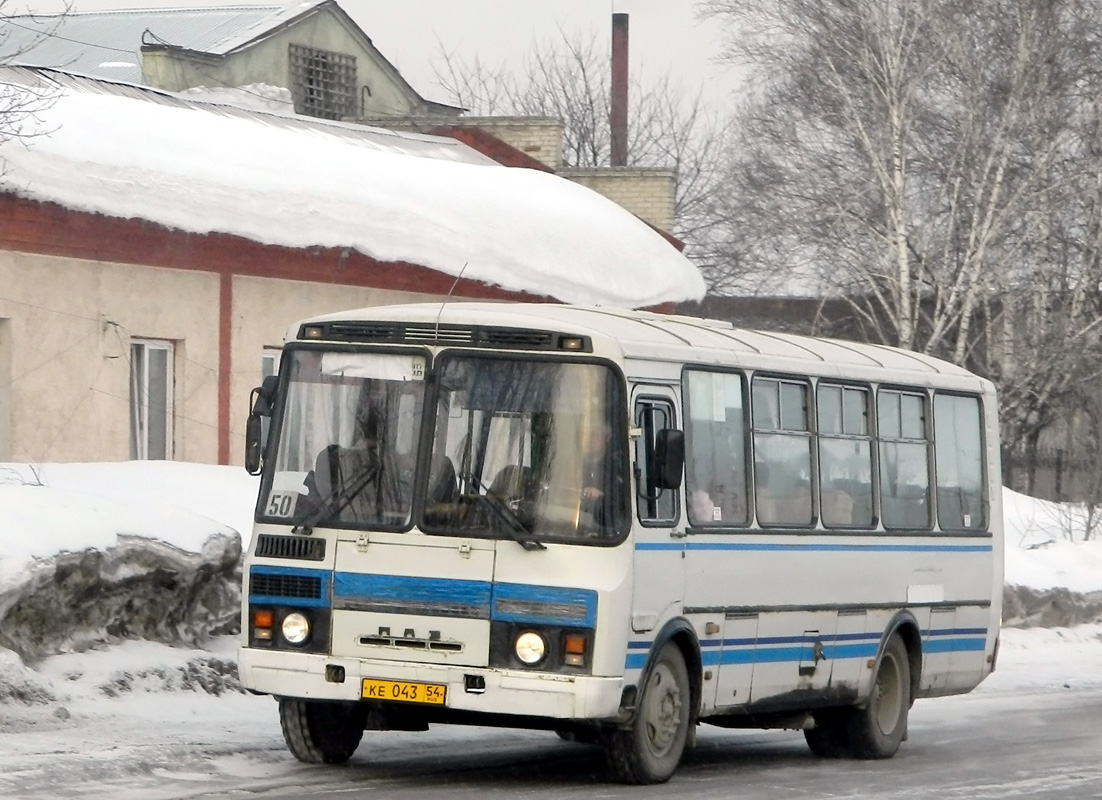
[361,678,447,705]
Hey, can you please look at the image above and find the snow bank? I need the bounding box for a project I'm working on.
[0,463,257,661]
[1,462,1101,665]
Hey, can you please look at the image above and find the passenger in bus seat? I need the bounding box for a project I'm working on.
[427,455,459,505]
[820,486,855,526]
[690,488,716,523]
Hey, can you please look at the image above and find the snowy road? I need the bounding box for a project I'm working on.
[2,626,1100,799]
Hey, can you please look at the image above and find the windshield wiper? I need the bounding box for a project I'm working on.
[293,455,380,535]
[472,478,545,552]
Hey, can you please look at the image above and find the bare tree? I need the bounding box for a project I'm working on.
[701,0,1102,492]
[432,29,738,292]
[0,1,65,153]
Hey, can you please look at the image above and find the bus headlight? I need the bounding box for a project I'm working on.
[514,631,547,665]
[281,612,311,645]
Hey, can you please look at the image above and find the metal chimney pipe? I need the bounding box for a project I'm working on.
[610,12,629,167]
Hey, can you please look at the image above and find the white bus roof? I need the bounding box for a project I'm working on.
[292,302,987,386]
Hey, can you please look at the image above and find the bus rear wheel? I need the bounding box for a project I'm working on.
[603,642,692,784]
[846,634,910,759]
[279,698,366,764]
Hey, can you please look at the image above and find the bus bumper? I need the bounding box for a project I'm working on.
[238,647,625,720]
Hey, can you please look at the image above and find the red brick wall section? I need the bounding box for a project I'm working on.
[430,126,556,172]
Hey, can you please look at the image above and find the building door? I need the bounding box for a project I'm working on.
[130,338,173,460]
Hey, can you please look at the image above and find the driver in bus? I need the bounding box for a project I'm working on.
[579,417,625,529]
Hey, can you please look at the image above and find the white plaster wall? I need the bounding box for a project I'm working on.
[0,317,10,461]
[0,252,220,463]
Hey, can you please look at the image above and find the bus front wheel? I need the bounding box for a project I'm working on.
[603,642,692,784]
[847,634,910,759]
[279,698,366,764]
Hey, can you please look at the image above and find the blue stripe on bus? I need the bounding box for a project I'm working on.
[331,573,596,627]
[926,627,988,637]
[334,572,493,611]
[248,594,330,608]
[627,628,989,670]
[636,542,992,553]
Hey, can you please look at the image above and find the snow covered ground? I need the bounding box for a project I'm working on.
[0,461,1100,798]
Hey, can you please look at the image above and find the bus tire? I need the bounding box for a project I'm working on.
[846,634,910,759]
[603,642,691,784]
[279,698,366,764]
[803,709,850,758]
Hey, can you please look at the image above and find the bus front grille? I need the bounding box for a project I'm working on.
[250,572,323,601]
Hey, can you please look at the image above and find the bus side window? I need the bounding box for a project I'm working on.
[635,399,678,524]
[934,393,986,531]
[817,383,874,528]
[684,370,748,526]
[878,388,931,530]
[753,376,813,526]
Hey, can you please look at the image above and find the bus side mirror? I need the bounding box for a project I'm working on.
[245,413,265,475]
[654,428,684,490]
[244,375,279,476]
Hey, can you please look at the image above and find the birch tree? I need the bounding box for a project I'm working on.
[701,0,1102,489]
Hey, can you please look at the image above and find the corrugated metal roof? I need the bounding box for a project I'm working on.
[0,4,308,85]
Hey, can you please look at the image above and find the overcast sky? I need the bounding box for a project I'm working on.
[9,0,744,110]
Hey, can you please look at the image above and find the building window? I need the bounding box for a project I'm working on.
[130,339,173,460]
[289,43,357,120]
[261,347,281,380]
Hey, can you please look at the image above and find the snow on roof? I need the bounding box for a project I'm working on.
[0,66,706,308]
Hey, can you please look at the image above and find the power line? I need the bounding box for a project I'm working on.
[4,18,136,57]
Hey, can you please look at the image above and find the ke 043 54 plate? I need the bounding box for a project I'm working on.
[361,678,447,705]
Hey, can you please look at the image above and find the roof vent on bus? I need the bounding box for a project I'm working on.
[405,324,474,344]
[297,321,591,352]
[478,329,554,349]
[303,322,399,342]
[255,534,326,561]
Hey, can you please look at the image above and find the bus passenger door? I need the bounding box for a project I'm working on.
[629,391,686,642]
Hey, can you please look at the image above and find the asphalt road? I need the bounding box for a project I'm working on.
[215,685,1102,800]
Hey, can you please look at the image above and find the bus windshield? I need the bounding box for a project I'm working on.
[257,349,428,530]
[421,355,628,545]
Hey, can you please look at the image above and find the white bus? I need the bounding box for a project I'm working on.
[239,302,1002,784]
